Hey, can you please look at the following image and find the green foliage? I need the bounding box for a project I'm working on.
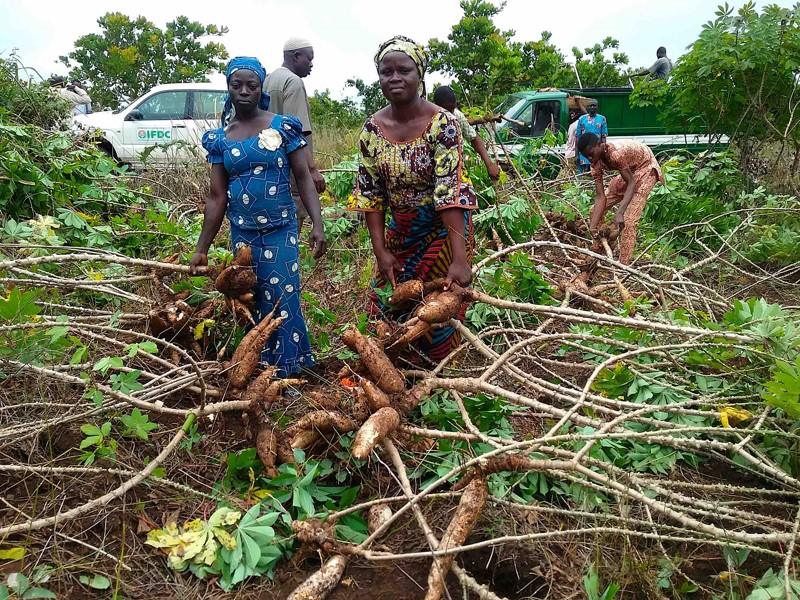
[79,422,117,466]
[583,565,620,600]
[309,90,363,130]
[345,78,385,115]
[0,566,56,599]
[119,408,159,440]
[217,504,286,590]
[565,38,630,88]
[468,251,552,329]
[428,0,521,107]
[723,297,800,357]
[628,77,670,108]
[746,568,800,600]
[428,1,630,108]
[60,13,229,109]
[301,291,338,356]
[664,3,800,152]
[0,123,137,221]
[473,195,542,244]
[761,356,800,418]
[79,574,111,590]
[642,151,740,250]
[323,155,358,202]
[268,449,356,520]
[0,59,71,129]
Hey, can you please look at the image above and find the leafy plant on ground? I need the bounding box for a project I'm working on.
[78,422,117,466]
[0,565,55,599]
[583,564,620,600]
[119,408,159,440]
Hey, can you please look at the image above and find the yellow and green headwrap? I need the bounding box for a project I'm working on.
[374,35,428,97]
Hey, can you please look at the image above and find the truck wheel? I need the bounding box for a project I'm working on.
[97,140,123,166]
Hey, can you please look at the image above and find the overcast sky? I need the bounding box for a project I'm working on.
[1,0,791,99]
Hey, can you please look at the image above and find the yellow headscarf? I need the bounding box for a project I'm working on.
[374,35,428,97]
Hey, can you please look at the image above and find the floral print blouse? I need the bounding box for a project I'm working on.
[349,110,477,213]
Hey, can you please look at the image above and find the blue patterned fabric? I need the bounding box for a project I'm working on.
[202,115,306,230]
[576,114,608,169]
[202,114,313,376]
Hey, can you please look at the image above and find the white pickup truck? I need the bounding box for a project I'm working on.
[73,82,227,167]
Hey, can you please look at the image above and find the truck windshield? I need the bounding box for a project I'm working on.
[494,96,528,120]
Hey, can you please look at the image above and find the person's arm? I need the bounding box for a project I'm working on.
[589,169,608,237]
[76,88,91,103]
[190,164,229,273]
[289,147,326,258]
[432,112,476,289]
[600,117,608,144]
[303,134,326,194]
[633,60,659,77]
[351,122,401,286]
[470,136,500,181]
[365,211,402,287]
[441,208,471,289]
[612,167,638,229]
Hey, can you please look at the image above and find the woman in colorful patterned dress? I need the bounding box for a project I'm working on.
[189,57,327,376]
[349,37,477,363]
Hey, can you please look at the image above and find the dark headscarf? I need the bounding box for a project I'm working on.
[221,56,270,127]
[374,36,428,97]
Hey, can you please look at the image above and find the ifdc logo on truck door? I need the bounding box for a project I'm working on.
[137,129,172,140]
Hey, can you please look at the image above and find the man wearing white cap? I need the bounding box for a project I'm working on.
[264,37,326,232]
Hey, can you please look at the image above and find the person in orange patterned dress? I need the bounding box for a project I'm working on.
[577,133,664,265]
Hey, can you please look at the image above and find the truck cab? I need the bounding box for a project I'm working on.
[494,88,722,154]
[73,82,227,168]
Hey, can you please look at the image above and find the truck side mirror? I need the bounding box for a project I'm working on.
[125,109,144,122]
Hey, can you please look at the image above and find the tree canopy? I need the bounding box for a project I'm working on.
[663,2,800,162]
[60,13,229,109]
[427,0,632,108]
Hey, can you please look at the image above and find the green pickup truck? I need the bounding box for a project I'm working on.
[493,87,723,154]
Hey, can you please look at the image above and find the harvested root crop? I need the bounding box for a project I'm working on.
[388,318,431,349]
[229,308,283,389]
[368,504,393,534]
[232,244,253,266]
[286,555,348,600]
[389,279,423,305]
[361,380,391,411]
[255,424,278,477]
[425,475,488,600]
[342,327,405,394]
[241,366,278,407]
[416,289,466,324]
[352,407,401,460]
[291,429,321,449]
[263,378,306,406]
[215,266,257,298]
[287,410,357,436]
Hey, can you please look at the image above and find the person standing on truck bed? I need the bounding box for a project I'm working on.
[575,101,607,173]
[632,47,673,80]
[577,133,664,265]
[263,37,327,233]
[433,85,500,181]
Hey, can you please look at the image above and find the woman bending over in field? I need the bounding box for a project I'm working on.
[348,36,477,363]
[577,132,663,265]
[189,56,327,376]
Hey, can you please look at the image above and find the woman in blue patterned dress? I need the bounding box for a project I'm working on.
[189,57,327,377]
